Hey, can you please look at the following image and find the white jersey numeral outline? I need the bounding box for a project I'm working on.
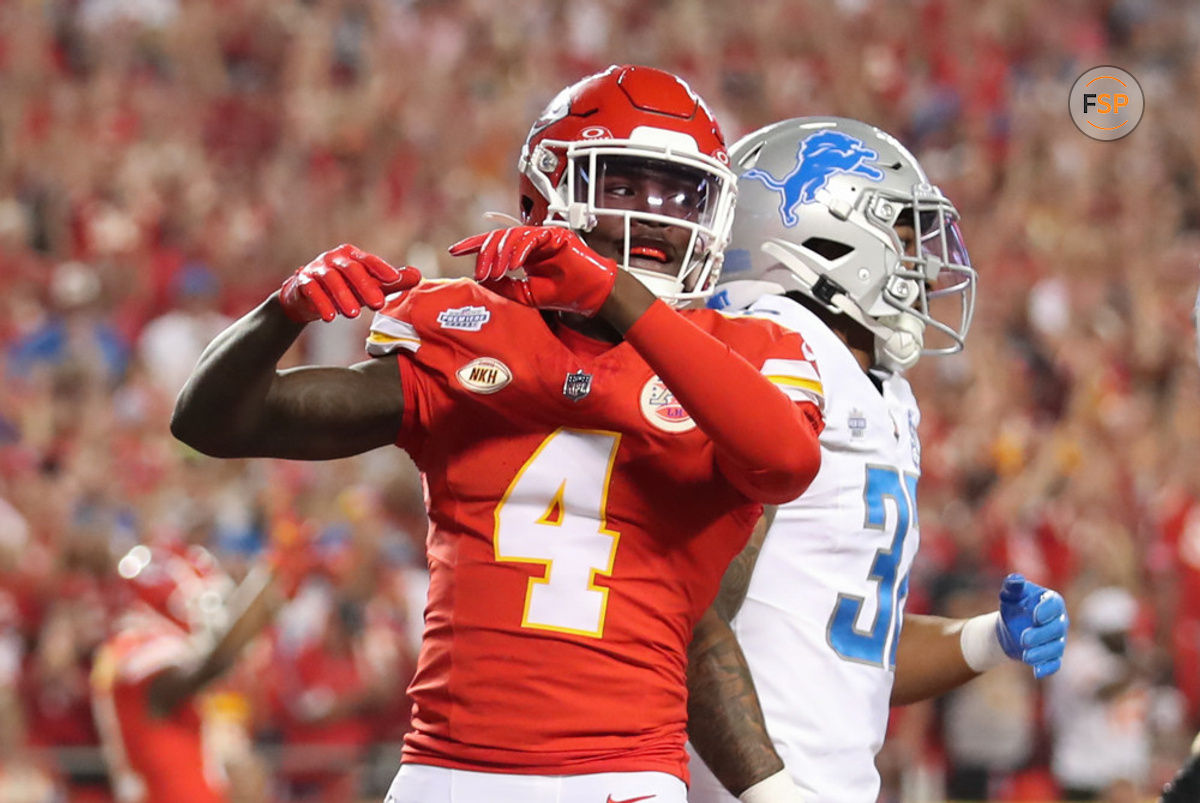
[493,428,622,638]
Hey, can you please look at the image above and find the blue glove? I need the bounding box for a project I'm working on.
[996,573,1068,679]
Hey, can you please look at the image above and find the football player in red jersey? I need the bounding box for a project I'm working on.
[91,544,295,803]
[170,65,824,803]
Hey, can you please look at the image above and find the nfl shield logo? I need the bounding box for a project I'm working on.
[562,370,592,402]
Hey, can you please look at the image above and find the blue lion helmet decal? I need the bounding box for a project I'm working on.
[741,130,885,228]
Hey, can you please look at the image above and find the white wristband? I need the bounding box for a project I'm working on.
[739,769,806,803]
[959,611,1007,672]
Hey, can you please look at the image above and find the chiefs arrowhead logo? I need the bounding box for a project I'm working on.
[639,376,695,433]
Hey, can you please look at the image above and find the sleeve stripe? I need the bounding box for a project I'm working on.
[367,332,421,346]
[761,358,820,383]
[775,384,825,409]
[367,313,421,355]
[366,336,420,356]
[767,375,825,411]
[766,375,824,395]
[762,357,823,410]
[369,314,420,341]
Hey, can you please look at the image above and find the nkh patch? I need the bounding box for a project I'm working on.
[562,370,592,402]
[437,305,491,332]
[639,376,696,433]
[456,357,511,394]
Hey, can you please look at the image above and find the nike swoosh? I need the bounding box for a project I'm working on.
[606,796,657,803]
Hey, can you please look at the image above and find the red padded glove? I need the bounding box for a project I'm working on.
[279,243,421,323]
[449,226,617,317]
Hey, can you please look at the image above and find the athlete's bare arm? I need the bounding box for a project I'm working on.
[687,509,785,796]
[170,295,404,460]
[889,614,979,706]
[172,244,418,460]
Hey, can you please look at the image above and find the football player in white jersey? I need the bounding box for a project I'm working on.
[685,117,1070,803]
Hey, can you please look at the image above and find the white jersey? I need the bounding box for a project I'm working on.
[689,294,921,803]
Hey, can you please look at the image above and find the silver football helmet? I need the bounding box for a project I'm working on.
[717,117,975,371]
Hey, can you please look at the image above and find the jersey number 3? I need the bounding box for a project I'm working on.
[827,465,918,669]
[494,428,622,638]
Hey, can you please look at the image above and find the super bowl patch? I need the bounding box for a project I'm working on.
[437,305,491,332]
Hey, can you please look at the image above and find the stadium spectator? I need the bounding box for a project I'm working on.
[1048,587,1154,799]
[136,262,233,400]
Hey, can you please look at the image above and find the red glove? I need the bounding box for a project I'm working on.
[448,226,617,317]
[279,243,421,323]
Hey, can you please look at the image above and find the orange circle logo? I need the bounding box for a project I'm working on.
[639,376,696,433]
[1069,66,1144,141]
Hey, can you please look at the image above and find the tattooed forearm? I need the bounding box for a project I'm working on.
[712,507,776,622]
[686,507,783,795]
[687,608,784,795]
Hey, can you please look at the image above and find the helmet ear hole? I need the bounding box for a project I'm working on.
[801,237,853,261]
[520,196,535,222]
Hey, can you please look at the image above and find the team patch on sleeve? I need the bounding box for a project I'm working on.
[367,311,422,356]
[761,357,824,410]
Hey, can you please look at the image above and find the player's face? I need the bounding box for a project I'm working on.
[894,208,969,293]
[894,211,931,291]
[894,223,917,258]
[578,157,712,280]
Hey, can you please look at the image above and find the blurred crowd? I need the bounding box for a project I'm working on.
[2,0,1200,800]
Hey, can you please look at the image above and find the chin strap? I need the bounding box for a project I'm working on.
[761,239,923,372]
[873,312,924,372]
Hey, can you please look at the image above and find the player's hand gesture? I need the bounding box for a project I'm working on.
[279,243,421,323]
[449,226,617,317]
[996,573,1069,678]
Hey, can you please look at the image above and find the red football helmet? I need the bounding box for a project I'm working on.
[518,65,737,305]
[117,543,233,634]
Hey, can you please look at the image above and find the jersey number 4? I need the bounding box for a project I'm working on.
[494,428,622,638]
[827,465,918,669]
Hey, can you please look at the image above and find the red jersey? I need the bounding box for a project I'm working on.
[91,620,225,803]
[366,280,822,781]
